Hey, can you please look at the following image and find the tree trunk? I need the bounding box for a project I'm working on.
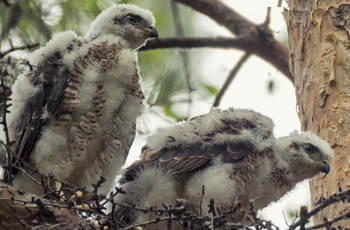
[285,0,350,226]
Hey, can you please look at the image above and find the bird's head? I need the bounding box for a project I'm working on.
[275,131,334,182]
[86,4,158,50]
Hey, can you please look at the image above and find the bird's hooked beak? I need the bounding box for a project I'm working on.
[319,160,330,175]
[147,26,158,39]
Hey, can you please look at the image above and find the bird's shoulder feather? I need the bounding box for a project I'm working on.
[121,115,267,183]
[6,38,82,180]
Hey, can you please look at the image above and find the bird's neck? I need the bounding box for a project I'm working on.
[271,147,300,189]
[274,147,314,190]
[85,33,136,50]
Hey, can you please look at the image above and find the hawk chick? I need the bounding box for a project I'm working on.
[5,4,158,195]
[115,108,334,227]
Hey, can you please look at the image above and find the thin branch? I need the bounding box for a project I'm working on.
[0,43,39,58]
[0,66,13,184]
[264,7,272,27]
[278,0,283,7]
[140,37,245,50]
[8,158,42,185]
[0,76,11,145]
[212,52,251,108]
[199,185,205,216]
[175,0,253,36]
[0,0,11,7]
[299,206,308,230]
[289,188,350,229]
[305,211,350,230]
[121,215,193,230]
[174,0,292,82]
[170,0,193,117]
[142,38,290,83]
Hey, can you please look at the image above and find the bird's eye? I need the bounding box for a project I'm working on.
[125,15,137,24]
[303,144,314,154]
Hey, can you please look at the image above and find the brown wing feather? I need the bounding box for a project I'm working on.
[6,52,71,180]
[121,116,267,184]
[121,140,254,184]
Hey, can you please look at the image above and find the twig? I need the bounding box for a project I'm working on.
[199,185,205,216]
[278,0,282,7]
[299,206,308,230]
[140,37,253,50]
[174,0,292,81]
[305,211,350,230]
[111,202,130,228]
[170,0,193,117]
[13,162,42,185]
[0,0,12,7]
[92,176,106,194]
[0,43,39,58]
[289,188,350,229]
[264,7,272,27]
[31,218,97,230]
[114,201,169,215]
[212,52,251,108]
[121,215,195,230]
[99,187,126,207]
[0,67,12,184]
[1,149,42,186]
[0,71,11,145]
[208,199,216,217]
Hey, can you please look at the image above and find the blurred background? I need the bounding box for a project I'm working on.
[0,0,308,228]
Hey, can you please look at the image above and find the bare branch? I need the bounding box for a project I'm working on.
[299,206,308,230]
[140,37,246,50]
[212,52,251,108]
[0,43,39,58]
[278,0,283,7]
[263,7,272,28]
[174,0,292,82]
[305,211,350,230]
[170,0,193,116]
[175,0,253,35]
[289,188,350,229]
[0,65,13,185]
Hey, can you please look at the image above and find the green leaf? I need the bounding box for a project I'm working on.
[163,105,187,122]
[204,84,219,96]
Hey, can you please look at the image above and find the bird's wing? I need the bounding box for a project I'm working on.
[121,116,265,183]
[7,50,72,179]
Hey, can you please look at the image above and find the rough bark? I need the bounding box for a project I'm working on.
[285,0,350,226]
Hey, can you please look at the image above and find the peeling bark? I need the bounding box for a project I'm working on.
[285,0,350,226]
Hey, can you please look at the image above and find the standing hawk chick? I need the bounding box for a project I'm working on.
[5,4,158,195]
[115,108,334,228]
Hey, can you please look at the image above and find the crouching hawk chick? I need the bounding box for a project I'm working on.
[115,108,334,228]
[5,4,158,195]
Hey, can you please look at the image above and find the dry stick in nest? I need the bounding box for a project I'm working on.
[199,185,205,217]
[288,187,350,229]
